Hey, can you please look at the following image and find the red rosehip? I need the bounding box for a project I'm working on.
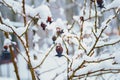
[46,16,52,24]
[80,16,84,21]
[41,22,47,30]
[56,43,63,57]
[3,45,8,50]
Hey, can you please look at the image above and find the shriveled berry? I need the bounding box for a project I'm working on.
[56,43,63,57]
[80,16,84,21]
[41,22,47,30]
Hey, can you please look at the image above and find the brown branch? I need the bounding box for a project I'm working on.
[9,45,20,80]
[68,20,75,32]
[74,36,86,51]
[4,32,20,80]
[33,44,57,69]
[95,39,120,48]
[93,0,98,32]
[89,0,93,19]
[74,69,120,79]
[52,69,66,80]
[2,0,16,14]
[85,57,114,63]
[88,26,108,56]
[101,7,118,14]
[83,0,87,16]
[22,0,36,80]
[22,0,29,48]
[62,38,69,80]
[80,21,84,40]
[14,46,28,62]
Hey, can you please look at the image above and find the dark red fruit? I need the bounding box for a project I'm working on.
[80,16,84,21]
[41,22,47,30]
[3,45,8,50]
[56,43,63,57]
[46,16,52,24]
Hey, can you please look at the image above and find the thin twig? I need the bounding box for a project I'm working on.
[33,44,57,69]
[62,38,69,80]
[95,39,120,48]
[93,0,98,32]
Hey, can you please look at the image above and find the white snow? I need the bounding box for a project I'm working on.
[3,38,12,46]
[0,0,120,80]
[33,33,40,43]
[106,0,120,9]
[14,27,27,36]
[0,77,15,80]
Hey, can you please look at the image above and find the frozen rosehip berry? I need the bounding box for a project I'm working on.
[56,43,63,57]
[41,22,47,30]
[80,16,84,21]
[46,16,52,24]
[3,45,8,50]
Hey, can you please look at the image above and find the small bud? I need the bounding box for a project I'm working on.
[52,35,57,44]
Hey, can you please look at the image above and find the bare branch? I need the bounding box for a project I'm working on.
[33,44,57,69]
